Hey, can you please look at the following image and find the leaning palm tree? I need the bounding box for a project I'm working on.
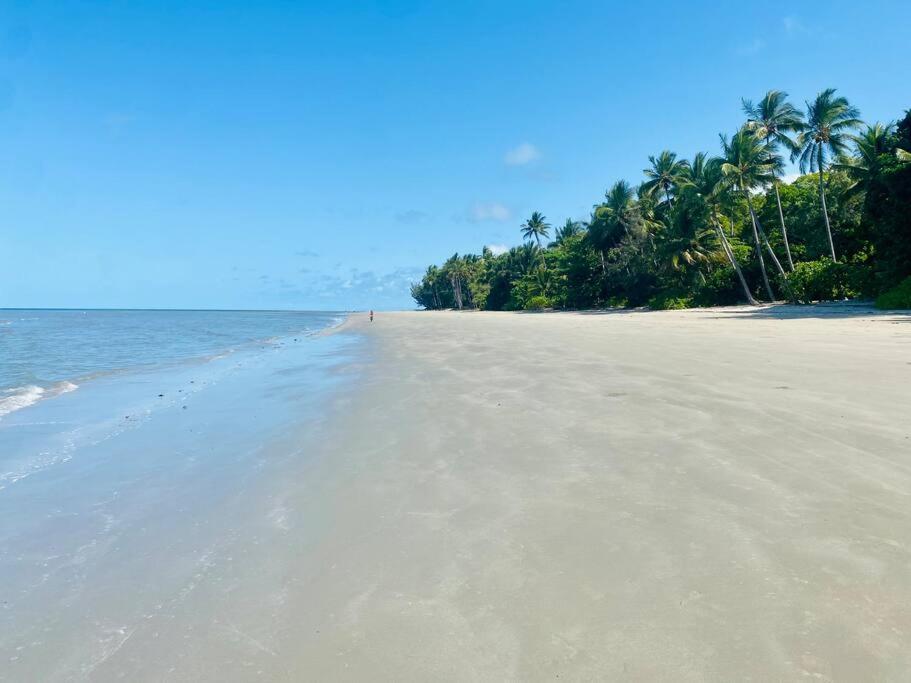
[795,89,863,261]
[832,122,896,198]
[743,90,803,270]
[720,129,779,301]
[520,211,551,247]
[641,150,689,209]
[686,152,758,304]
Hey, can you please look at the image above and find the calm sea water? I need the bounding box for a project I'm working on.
[0,309,343,417]
[0,309,358,678]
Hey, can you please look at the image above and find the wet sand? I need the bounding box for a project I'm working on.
[6,305,911,681]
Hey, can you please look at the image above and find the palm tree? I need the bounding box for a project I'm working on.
[605,180,636,219]
[686,152,758,304]
[588,181,641,275]
[520,211,551,248]
[743,90,803,270]
[425,265,443,309]
[443,254,469,310]
[795,89,863,261]
[641,150,688,209]
[720,129,778,301]
[656,214,718,277]
[832,122,896,198]
[555,218,582,244]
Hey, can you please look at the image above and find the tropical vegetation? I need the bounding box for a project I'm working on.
[412,89,911,311]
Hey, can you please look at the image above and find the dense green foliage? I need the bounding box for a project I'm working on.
[875,277,911,310]
[413,91,911,310]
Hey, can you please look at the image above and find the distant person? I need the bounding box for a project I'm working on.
[369,310,374,323]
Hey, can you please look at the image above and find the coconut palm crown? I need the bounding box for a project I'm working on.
[520,211,551,247]
[795,89,863,260]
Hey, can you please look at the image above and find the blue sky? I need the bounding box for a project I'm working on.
[1,1,909,310]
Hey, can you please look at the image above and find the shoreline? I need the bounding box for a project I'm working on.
[4,306,910,679]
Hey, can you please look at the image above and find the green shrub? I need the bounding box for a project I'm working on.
[524,295,551,310]
[785,258,857,302]
[648,291,692,310]
[605,296,629,308]
[692,267,743,307]
[875,276,911,309]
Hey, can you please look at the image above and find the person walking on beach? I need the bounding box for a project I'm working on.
[369,310,374,322]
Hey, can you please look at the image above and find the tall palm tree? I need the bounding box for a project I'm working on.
[588,180,641,274]
[445,256,471,310]
[520,211,551,247]
[641,151,688,209]
[832,122,896,198]
[795,89,863,261]
[686,152,758,304]
[720,129,778,301]
[743,90,803,270]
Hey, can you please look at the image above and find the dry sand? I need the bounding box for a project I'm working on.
[283,305,911,681]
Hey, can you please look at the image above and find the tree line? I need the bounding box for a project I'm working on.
[412,90,911,311]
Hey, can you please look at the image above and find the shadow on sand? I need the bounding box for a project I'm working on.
[519,301,911,321]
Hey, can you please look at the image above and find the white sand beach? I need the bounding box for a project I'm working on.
[282,305,911,681]
[6,305,910,681]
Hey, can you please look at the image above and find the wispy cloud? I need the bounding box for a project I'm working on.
[294,249,319,258]
[783,16,825,38]
[504,142,540,166]
[486,244,509,256]
[255,265,426,307]
[468,202,512,223]
[783,16,807,35]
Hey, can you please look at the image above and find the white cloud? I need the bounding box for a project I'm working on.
[486,244,509,256]
[504,142,540,166]
[469,202,511,223]
[780,172,801,185]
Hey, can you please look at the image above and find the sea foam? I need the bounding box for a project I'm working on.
[0,381,79,419]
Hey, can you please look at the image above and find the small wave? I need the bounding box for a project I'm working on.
[52,380,80,396]
[0,381,79,420]
[0,385,46,418]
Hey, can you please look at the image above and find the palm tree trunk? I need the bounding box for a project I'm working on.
[754,217,798,302]
[772,177,794,270]
[712,212,757,305]
[744,188,775,301]
[665,186,674,209]
[599,249,607,276]
[451,275,463,310]
[817,155,837,261]
[754,218,788,279]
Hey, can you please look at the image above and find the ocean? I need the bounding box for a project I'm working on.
[0,309,356,679]
[0,309,344,420]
